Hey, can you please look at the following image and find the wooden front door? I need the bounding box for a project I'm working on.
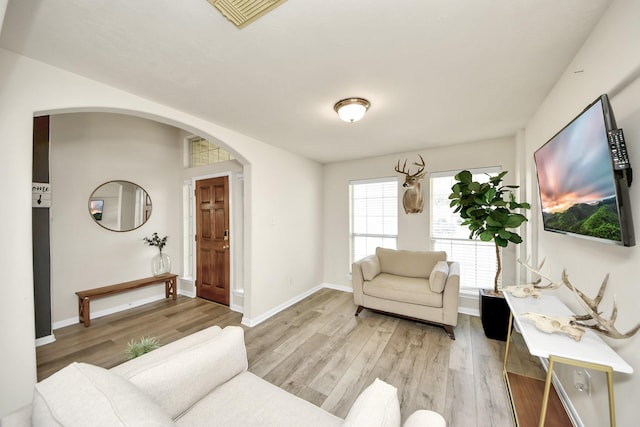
[195,176,230,305]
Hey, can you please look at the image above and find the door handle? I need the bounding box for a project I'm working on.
[223,244,230,250]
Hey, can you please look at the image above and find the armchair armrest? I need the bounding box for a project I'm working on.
[352,254,378,306]
[442,261,460,327]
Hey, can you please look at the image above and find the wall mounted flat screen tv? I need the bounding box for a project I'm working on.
[534,94,635,246]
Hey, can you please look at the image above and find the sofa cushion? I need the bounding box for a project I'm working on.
[175,371,342,427]
[32,362,174,427]
[376,248,446,278]
[363,273,443,307]
[429,261,449,293]
[343,378,401,427]
[361,256,381,281]
[122,326,248,419]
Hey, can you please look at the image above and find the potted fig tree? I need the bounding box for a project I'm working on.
[449,170,530,340]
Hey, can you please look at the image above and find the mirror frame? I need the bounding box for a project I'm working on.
[88,180,152,232]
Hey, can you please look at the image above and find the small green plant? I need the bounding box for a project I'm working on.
[126,336,160,359]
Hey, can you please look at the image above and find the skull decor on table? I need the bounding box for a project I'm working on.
[395,154,426,214]
[514,259,640,341]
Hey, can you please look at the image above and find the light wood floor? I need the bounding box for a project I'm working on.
[37,289,545,426]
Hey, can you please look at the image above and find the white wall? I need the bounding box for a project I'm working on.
[49,113,182,325]
[0,49,324,417]
[523,1,640,425]
[322,137,517,293]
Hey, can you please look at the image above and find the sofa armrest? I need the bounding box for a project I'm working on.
[442,261,460,327]
[403,410,446,427]
[0,404,31,427]
[352,255,377,306]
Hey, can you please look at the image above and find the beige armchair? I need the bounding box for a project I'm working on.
[352,247,460,339]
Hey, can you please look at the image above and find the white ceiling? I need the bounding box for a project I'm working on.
[0,0,612,163]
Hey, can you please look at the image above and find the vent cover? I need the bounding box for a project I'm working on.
[207,0,287,28]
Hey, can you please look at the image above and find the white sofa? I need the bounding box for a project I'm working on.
[1,325,446,427]
[352,248,460,339]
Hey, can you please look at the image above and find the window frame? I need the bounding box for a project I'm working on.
[349,176,399,269]
[429,167,502,294]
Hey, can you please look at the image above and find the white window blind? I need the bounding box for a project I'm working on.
[430,168,501,291]
[350,178,398,265]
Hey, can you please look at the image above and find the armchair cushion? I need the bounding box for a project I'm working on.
[363,274,442,307]
[376,248,446,278]
[343,378,401,427]
[361,256,381,281]
[429,261,449,293]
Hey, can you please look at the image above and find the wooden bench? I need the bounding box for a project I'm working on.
[76,273,178,327]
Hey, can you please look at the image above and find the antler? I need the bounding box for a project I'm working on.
[517,258,561,290]
[563,271,640,339]
[517,259,640,339]
[395,154,425,177]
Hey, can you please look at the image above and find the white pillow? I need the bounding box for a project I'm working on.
[125,326,248,419]
[32,362,174,427]
[361,257,381,281]
[429,261,449,293]
[343,378,401,427]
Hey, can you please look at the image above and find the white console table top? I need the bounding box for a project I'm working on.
[504,292,633,374]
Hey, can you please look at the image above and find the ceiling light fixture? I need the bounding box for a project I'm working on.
[334,98,370,123]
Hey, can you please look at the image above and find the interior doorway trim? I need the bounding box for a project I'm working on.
[189,171,242,313]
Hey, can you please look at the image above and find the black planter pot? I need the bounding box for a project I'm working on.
[480,289,511,341]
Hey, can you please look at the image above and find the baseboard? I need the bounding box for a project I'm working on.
[178,288,196,298]
[241,284,324,327]
[458,306,480,317]
[322,282,353,293]
[35,334,56,347]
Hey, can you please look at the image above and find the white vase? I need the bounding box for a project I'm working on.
[152,252,171,276]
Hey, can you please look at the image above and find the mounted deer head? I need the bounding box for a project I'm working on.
[395,154,426,214]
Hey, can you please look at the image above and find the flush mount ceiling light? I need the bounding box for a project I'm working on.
[334,98,370,123]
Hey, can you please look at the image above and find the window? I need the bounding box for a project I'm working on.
[430,167,501,291]
[350,178,398,265]
[189,136,234,167]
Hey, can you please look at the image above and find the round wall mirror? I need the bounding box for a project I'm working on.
[89,180,152,232]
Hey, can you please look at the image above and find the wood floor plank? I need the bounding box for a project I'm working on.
[470,315,514,427]
[36,289,546,426]
[445,369,478,427]
[320,313,399,417]
[449,314,474,375]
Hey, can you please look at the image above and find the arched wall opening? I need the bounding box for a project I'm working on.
[33,108,251,336]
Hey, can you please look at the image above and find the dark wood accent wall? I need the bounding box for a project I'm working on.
[32,115,52,339]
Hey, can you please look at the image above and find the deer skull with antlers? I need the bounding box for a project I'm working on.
[395,154,426,214]
[517,259,640,340]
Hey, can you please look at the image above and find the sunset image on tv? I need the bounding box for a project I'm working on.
[534,100,621,241]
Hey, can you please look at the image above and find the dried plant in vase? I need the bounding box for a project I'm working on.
[143,232,171,275]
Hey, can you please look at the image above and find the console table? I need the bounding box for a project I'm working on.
[503,293,633,427]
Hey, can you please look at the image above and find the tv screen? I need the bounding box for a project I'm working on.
[534,94,635,246]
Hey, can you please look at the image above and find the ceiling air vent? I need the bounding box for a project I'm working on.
[207,0,287,28]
